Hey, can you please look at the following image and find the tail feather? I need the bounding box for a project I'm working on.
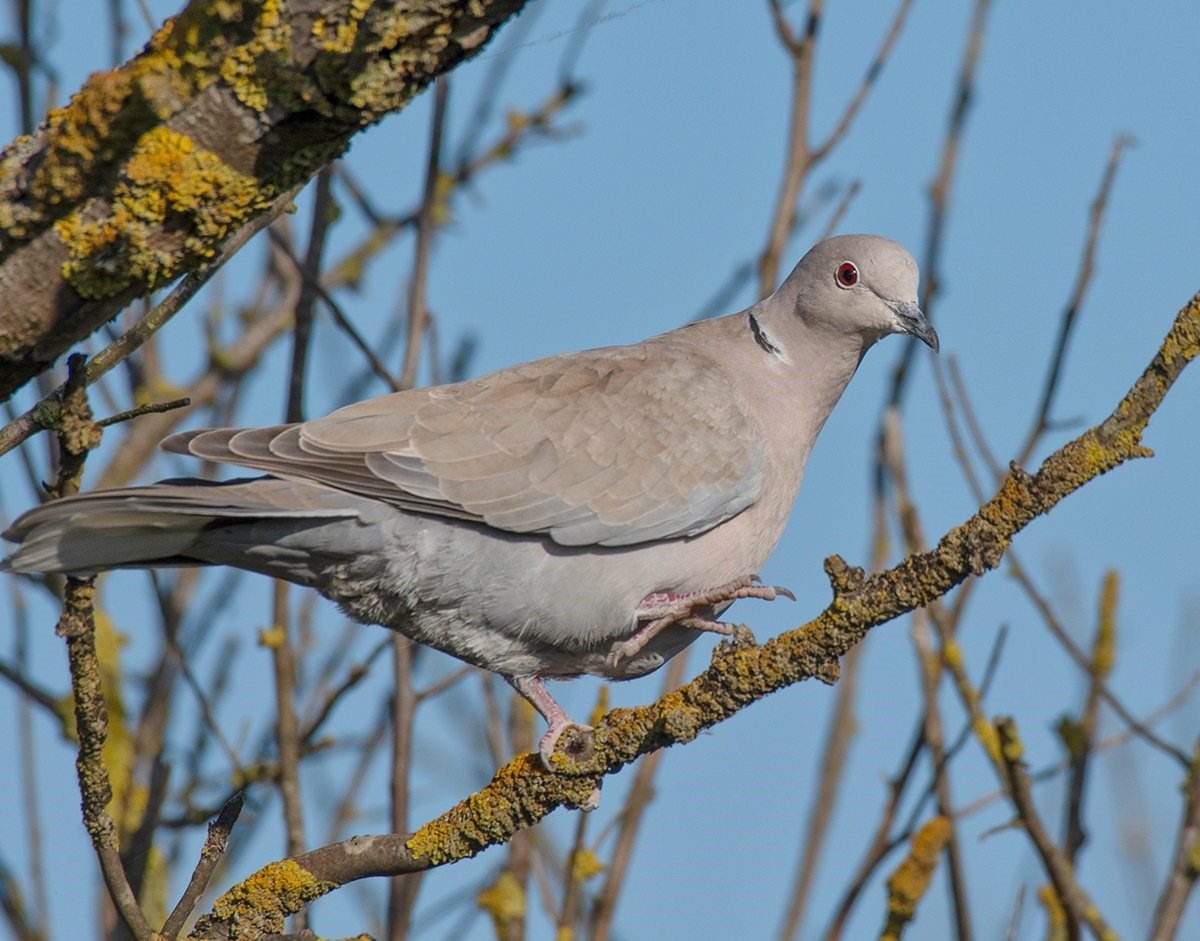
[2,476,361,576]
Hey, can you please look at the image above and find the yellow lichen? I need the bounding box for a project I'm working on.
[315,0,374,53]
[477,871,525,930]
[219,0,298,113]
[203,859,334,935]
[1093,570,1118,679]
[1038,884,1068,941]
[973,717,1001,766]
[258,623,286,649]
[570,848,604,884]
[880,816,952,940]
[55,126,267,298]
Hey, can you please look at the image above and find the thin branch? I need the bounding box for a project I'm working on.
[386,638,422,940]
[51,358,151,940]
[589,655,689,941]
[885,0,994,407]
[285,168,336,424]
[268,232,401,393]
[994,718,1116,941]
[1007,555,1187,766]
[269,584,308,865]
[162,793,245,940]
[96,397,192,428]
[399,77,449,390]
[1148,745,1200,941]
[811,0,914,164]
[819,178,861,241]
[1063,571,1118,864]
[1018,135,1133,467]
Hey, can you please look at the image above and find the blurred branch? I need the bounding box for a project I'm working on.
[777,476,889,941]
[268,232,401,393]
[285,168,336,424]
[758,0,913,297]
[189,292,1200,937]
[326,80,583,294]
[386,638,421,940]
[400,77,450,391]
[588,656,690,941]
[1062,571,1119,864]
[879,816,951,941]
[885,0,994,408]
[1008,554,1186,765]
[883,410,974,941]
[1149,745,1200,941]
[1018,135,1133,466]
[995,718,1116,940]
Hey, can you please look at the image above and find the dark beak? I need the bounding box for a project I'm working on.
[889,300,939,352]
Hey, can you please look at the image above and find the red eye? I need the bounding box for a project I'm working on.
[836,261,859,288]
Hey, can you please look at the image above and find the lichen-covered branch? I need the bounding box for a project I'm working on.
[0,0,527,400]
[187,291,1200,938]
[50,357,153,940]
[879,816,952,941]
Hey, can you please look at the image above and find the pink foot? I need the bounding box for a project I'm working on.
[509,676,594,770]
[609,575,795,668]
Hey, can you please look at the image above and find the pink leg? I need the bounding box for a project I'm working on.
[509,675,594,769]
[609,574,795,668]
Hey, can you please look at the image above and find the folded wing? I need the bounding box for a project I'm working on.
[164,345,763,547]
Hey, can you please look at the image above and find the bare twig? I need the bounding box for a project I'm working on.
[161,793,245,940]
[399,78,450,390]
[285,168,336,424]
[96,397,192,428]
[777,483,889,941]
[885,0,994,407]
[1018,135,1133,466]
[1008,555,1186,766]
[589,655,689,941]
[883,410,973,940]
[268,232,400,393]
[879,817,951,941]
[818,179,861,241]
[51,359,151,940]
[994,718,1116,941]
[1063,571,1118,864]
[1149,745,1200,941]
[386,638,422,940]
[268,584,308,865]
[758,0,913,297]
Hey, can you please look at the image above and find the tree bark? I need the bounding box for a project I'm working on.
[0,0,526,400]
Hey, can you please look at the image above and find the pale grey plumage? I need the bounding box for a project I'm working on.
[3,234,935,759]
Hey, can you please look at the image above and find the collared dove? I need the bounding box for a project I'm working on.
[3,234,936,764]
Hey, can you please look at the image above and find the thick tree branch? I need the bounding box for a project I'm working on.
[188,292,1200,938]
[0,0,527,400]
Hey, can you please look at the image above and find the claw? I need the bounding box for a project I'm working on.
[510,675,594,771]
[612,574,800,668]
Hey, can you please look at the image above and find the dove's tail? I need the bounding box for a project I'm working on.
[2,476,367,578]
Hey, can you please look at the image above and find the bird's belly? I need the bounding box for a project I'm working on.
[321,506,786,681]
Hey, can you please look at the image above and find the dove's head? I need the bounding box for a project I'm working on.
[775,234,937,353]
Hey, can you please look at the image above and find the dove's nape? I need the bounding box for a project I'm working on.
[2,235,933,769]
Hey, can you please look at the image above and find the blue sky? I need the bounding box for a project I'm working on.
[3,1,1200,938]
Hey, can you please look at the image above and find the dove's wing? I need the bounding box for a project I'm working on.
[164,344,764,548]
